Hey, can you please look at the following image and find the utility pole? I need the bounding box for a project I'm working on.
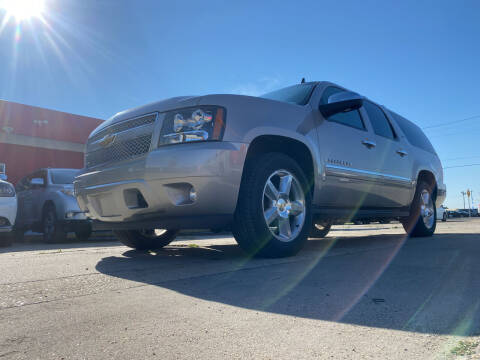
[467,189,472,217]
[461,191,466,209]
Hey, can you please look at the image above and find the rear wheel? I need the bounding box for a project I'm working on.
[0,232,13,247]
[402,181,436,237]
[114,229,178,250]
[43,206,67,243]
[309,223,331,238]
[232,152,312,258]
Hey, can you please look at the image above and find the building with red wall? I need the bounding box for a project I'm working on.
[0,100,103,184]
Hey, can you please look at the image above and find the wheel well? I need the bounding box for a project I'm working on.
[243,135,315,193]
[418,170,437,200]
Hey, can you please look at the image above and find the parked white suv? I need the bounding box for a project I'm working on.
[75,81,446,257]
[0,179,17,247]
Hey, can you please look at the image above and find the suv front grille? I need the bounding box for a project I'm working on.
[86,134,152,168]
[85,113,157,168]
[88,114,157,144]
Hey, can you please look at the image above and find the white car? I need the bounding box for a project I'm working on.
[0,179,17,246]
[437,205,447,222]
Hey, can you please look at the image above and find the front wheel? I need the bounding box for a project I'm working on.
[232,152,312,258]
[43,206,67,243]
[114,229,179,250]
[442,212,447,222]
[402,181,436,237]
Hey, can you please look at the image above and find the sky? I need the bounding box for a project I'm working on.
[0,0,479,209]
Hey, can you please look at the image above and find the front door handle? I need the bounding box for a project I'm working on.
[361,140,376,149]
[396,149,408,157]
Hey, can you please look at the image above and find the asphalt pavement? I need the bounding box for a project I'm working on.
[1,219,480,359]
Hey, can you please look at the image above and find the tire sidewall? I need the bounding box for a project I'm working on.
[310,223,331,238]
[237,153,313,257]
[43,206,66,243]
[114,229,178,250]
[404,181,437,237]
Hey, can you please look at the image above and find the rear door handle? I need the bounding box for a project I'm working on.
[361,140,376,149]
[396,149,408,157]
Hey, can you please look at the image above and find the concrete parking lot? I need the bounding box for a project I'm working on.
[1,219,480,359]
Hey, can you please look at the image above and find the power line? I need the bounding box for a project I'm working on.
[422,114,480,130]
[444,163,480,169]
[442,155,480,162]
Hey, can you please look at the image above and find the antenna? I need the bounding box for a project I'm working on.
[301,77,305,84]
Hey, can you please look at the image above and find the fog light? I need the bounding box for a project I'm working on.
[189,188,197,202]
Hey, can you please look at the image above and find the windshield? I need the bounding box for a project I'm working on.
[50,169,79,184]
[260,83,316,105]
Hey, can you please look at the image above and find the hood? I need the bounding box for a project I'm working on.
[89,96,202,138]
[0,179,13,187]
[88,93,307,140]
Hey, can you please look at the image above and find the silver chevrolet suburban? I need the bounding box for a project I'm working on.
[75,81,446,257]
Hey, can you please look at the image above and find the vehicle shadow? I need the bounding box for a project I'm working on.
[95,232,480,336]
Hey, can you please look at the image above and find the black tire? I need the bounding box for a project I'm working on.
[12,228,25,242]
[43,205,68,243]
[379,220,391,224]
[0,232,13,247]
[402,181,437,237]
[75,225,92,241]
[442,212,447,222]
[309,223,331,238]
[114,229,178,250]
[232,152,313,258]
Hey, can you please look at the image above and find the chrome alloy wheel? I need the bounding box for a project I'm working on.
[420,189,435,229]
[262,169,306,242]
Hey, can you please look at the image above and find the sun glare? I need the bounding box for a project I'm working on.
[0,0,45,21]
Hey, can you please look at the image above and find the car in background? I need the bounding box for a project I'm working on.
[15,168,92,243]
[457,209,471,217]
[0,179,17,246]
[436,205,447,222]
[447,209,461,218]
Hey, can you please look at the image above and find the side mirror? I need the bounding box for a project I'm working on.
[30,178,45,187]
[319,91,364,118]
[0,174,6,181]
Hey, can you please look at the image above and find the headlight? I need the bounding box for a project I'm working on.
[159,106,225,146]
[0,182,15,197]
[60,188,75,197]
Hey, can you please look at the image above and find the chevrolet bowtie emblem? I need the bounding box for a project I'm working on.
[99,133,116,147]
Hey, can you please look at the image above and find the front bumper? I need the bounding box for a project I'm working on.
[74,141,247,230]
[0,196,17,232]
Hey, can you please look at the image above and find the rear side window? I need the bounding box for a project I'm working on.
[320,87,365,130]
[363,101,396,140]
[390,112,437,154]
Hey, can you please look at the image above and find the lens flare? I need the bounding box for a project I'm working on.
[0,0,45,21]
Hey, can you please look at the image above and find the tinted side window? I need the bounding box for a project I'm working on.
[31,171,47,187]
[390,112,437,154]
[363,101,396,140]
[320,87,365,130]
